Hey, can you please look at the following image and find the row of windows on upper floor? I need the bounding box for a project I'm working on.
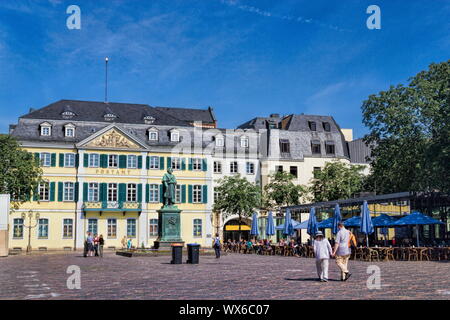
[279,139,336,155]
[12,217,204,240]
[38,123,251,147]
[31,182,208,204]
[34,153,208,171]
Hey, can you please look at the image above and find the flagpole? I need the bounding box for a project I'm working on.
[105,57,109,103]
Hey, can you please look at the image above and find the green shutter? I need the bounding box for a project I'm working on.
[33,187,39,201]
[202,159,207,171]
[119,155,127,169]
[202,185,208,204]
[84,154,89,167]
[74,182,79,202]
[188,158,193,171]
[100,154,108,168]
[59,154,65,167]
[137,156,142,169]
[159,156,164,170]
[146,156,150,170]
[159,185,163,204]
[137,184,142,202]
[34,152,40,166]
[51,153,57,167]
[188,185,193,203]
[181,185,186,203]
[50,182,55,201]
[145,184,149,203]
[167,157,171,169]
[119,183,126,202]
[83,183,88,201]
[75,154,79,168]
[58,182,63,202]
[100,183,107,201]
[181,158,186,170]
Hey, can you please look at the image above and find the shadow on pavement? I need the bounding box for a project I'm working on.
[284,277,340,282]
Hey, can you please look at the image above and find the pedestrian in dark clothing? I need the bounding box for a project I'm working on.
[213,233,221,259]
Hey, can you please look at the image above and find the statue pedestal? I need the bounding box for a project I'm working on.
[153,205,184,249]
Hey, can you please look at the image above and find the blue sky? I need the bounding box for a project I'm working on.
[0,0,449,138]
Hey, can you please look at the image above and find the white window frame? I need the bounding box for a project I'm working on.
[149,184,159,203]
[38,218,49,239]
[108,183,118,202]
[87,218,98,235]
[127,219,137,238]
[193,219,202,237]
[88,182,99,202]
[108,154,118,168]
[240,137,249,148]
[41,125,51,136]
[149,156,159,169]
[65,125,75,137]
[13,218,24,239]
[40,152,51,167]
[89,154,100,168]
[64,153,76,167]
[230,161,238,174]
[148,130,158,141]
[107,218,117,238]
[38,182,50,201]
[62,218,73,239]
[170,131,180,142]
[171,157,181,170]
[127,183,137,202]
[127,155,137,169]
[192,158,202,171]
[246,162,255,175]
[175,185,181,203]
[215,136,224,147]
[193,185,202,203]
[213,161,222,174]
[149,219,158,237]
[63,182,75,201]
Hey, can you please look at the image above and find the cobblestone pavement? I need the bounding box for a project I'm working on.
[0,252,449,300]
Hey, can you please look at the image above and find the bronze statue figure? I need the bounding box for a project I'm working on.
[162,168,177,206]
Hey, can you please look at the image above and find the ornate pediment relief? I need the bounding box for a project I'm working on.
[85,128,140,149]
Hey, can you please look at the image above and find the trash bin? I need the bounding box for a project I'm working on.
[186,243,200,264]
[171,244,183,264]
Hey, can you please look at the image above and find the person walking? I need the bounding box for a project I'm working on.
[121,236,127,249]
[313,231,332,282]
[94,234,99,257]
[86,232,94,257]
[332,223,352,281]
[213,233,221,259]
[98,234,104,257]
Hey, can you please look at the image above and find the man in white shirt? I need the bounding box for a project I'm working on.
[313,231,332,282]
[332,223,352,281]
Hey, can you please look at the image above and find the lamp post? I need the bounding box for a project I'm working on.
[22,210,40,254]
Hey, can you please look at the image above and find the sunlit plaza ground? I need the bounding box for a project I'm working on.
[0,252,449,300]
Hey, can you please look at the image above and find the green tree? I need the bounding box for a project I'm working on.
[0,135,43,209]
[309,160,365,202]
[213,175,261,240]
[263,171,306,211]
[362,60,450,193]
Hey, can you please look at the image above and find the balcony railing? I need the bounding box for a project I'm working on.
[83,201,141,211]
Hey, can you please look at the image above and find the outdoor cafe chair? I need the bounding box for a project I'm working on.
[367,248,380,262]
[408,248,419,261]
[385,248,395,261]
[418,248,430,261]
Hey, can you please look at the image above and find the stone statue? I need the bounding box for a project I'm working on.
[162,168,177,206]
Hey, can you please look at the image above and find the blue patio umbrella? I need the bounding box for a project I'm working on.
[250,212,259,238]
[293,220,309,229]
[275,219,301,230]
[360,201,374,247]
[317,217,334,229]
[265,211,275,237]
[392,212,444,247]
[307,207,318,240]
[343,216,361,228]
[372,214,397,227]
[283,209,295,237]
[332,204,342,235]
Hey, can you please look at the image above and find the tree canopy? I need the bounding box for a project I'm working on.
[362,60,450,194]
[263,171,305,210]
[309,160,366,202]
[0,135,43,209]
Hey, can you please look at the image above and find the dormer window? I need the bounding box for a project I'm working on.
[215,135,224,147]
[323,122,331,132]
[143,115,155,124]
[61,105,76,119]
[240,136,249,148]
[308,121,316,131]
[148,128,159,141]
[64,124,75,137]
[40,122,52,136]
[170,130,180,142]
[104,113,117,121]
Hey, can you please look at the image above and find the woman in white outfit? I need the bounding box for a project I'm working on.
[313,231,333,282]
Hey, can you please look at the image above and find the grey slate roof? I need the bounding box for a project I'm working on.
[154,106,216,124]
[348,138,372,164]
[20,100,190,126]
